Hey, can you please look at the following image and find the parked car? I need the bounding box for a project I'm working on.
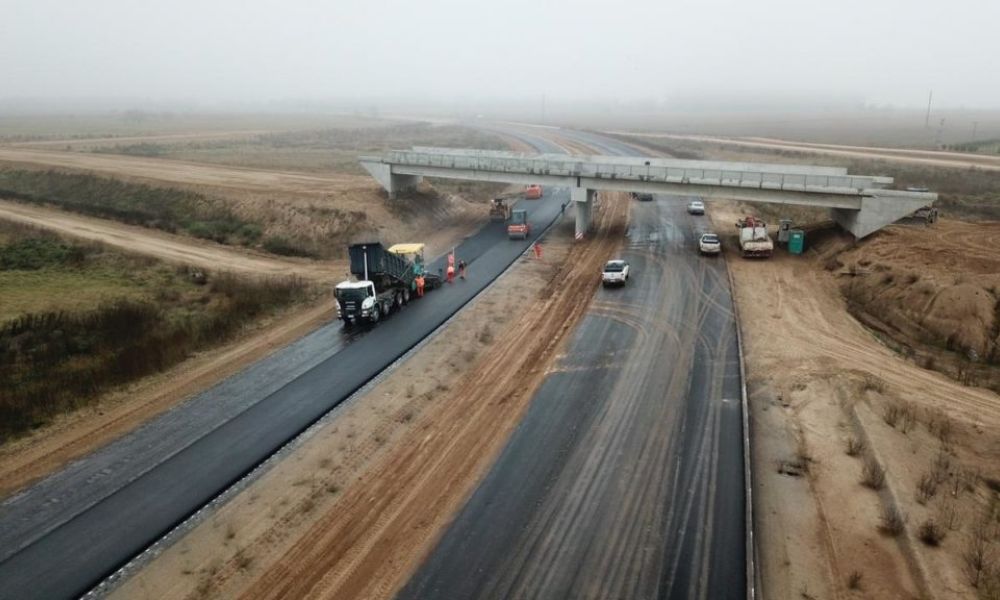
[635,192,653,201]
[687,200,705,215]
[699,233,722,255]
[601,259,630,287]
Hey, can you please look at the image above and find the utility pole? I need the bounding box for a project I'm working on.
[972,121,979,142]
[924,90,933,128]
[541,93,546,125]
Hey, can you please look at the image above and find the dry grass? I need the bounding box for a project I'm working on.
[917,519,945,546]
[845,436,866,457]
[847,570,863,590]
[861,456,887,490]
[878,504,906,536]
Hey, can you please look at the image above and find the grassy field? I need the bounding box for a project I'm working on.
[0,112,393,143]
[0,220,311,440]
[87,122,508,175]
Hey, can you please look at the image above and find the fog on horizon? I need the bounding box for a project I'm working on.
[2,0,999,112]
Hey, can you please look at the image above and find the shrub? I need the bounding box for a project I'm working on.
[917,519,945,546]
[847,570,863,590]
[0,238,83,270]
[916,472,938,504]
[878,505,905,536]
[883,403,902,427]
[861,457,886,490]
[845,436,866,457]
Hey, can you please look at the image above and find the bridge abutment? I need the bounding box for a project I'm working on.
[360,161,422,199]
[831,193,931,238]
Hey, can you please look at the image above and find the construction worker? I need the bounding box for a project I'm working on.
[446,263,455,283]
[533,242,543,259]
[416,274,425,297]
[458,259,466,280]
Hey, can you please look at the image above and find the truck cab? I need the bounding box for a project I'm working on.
[335,280,382,325]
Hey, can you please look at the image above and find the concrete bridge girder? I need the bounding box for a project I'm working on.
[359,151,938,239]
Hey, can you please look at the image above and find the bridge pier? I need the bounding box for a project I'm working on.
[572,187,595,240]
[360,161,422,199]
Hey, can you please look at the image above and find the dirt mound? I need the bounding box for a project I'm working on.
[836,220,1000,389]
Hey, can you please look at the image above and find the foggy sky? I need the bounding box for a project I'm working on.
[2,0,999,109]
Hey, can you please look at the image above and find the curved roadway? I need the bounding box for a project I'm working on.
[400,130,746,599]
[0,134,569,600]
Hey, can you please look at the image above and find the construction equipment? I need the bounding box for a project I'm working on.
[489,197,510,221]
[525,184,543,200]
[507,209,531,240]
[335,242,440,327]
[735,217,774,258]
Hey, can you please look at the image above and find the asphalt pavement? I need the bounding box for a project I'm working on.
[0,132,568,600]
[399,131,746,599]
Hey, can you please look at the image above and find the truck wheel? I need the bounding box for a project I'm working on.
[403,289,410,304]
[371,305,380,323]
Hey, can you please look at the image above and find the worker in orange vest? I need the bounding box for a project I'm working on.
[533,242,543,259]
[446,264,455,283]
[415,274,425,297]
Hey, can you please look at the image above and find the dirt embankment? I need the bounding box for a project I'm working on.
[111,196,630,600]
[712,204,1000,600]
[0,146,491,260]
[834,219,1000,393]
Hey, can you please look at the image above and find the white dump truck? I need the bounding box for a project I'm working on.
[735,217,774,258]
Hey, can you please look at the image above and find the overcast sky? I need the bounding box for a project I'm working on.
[2,0,998,109]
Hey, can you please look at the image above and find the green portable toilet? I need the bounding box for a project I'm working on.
[788,229,805,255]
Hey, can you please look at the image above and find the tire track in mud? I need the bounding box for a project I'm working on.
[403,195,745,599]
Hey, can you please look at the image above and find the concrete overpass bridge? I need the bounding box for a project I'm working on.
[360,147,937,239]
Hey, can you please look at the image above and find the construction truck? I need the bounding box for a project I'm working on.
[735,216,774,258]
[335,242,440,327]
[490,189,529,221]
[507,208,531,240]
[525,184,543,200]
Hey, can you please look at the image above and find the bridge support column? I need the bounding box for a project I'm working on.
[360,161,422,199]
[572,187,595,240]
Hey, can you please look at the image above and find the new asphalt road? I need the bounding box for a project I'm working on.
[0,133,568,600]
[400,131,747,599]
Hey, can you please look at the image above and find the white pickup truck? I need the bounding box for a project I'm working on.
[602,259,630,287]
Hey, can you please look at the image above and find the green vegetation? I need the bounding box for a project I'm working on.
[0,168,264,245]
[0,221,310,441]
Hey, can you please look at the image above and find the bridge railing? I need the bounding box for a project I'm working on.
[382,150,884,195]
